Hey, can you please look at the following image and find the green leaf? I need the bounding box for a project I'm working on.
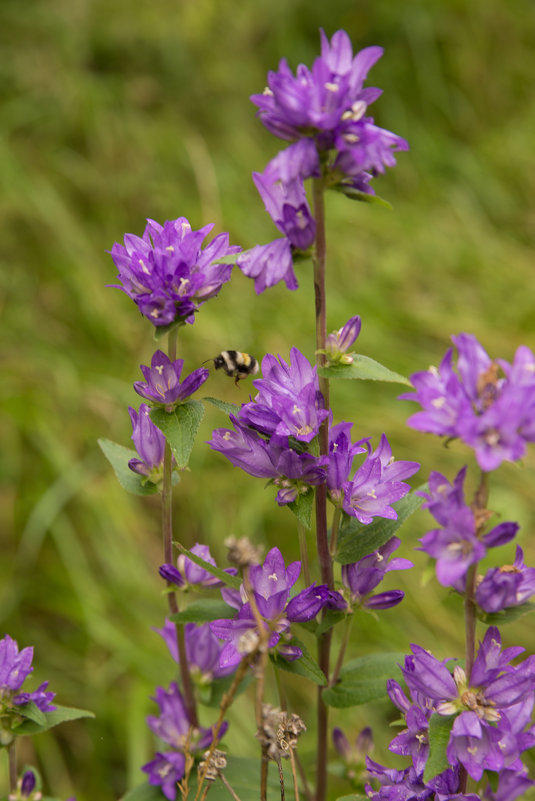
[316,609,346,636]
[152,318,186,342]
[288,489,314,529]
[270,637,326,685]
[202,396,241,416]
[15,701,46,727]
[423,714,455,783]
[480,601,535,625]
[15,705,95,735]
[98,439,160,496]
[173,543,241,589]
[322,652,404,708]
[150,400,204,469]
[121,782,165,801]
[335,488,426,565]
[484,770,500,794]
[169,599,235,624]
[318,354,411,386]
[212,252,242,266]
[330,183,392,209]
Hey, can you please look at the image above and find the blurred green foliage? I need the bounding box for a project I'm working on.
[1,0,535,798]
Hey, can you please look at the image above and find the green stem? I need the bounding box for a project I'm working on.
[8,741,16,792]
[297,521,311,587]
[162,328,198,727]
[312,174,332,801]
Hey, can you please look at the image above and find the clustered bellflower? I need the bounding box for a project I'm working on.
[418,468,519,588]
[210,547,345,669]
[143,681,226,801]
[238,30,408,292]
[110,217,241,326]
[0,634,56,716]
[341,537,413,611]
[128,404,166,480]
[365,627,535,801]
[401,334,535,471]
[134,350,209,410]
[159,542,237,588]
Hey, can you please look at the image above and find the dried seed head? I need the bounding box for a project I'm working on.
[199,749,227,783]
[256,704,306,760]
[225,536,264,568]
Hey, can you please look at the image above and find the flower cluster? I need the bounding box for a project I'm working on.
[142,682,226,800]
[238,31,408,292]
[341,537,413,611]
[366,628,535,800]
[209,347,419,514]
[0,634,55,717]
[401,334,535,471]
[110,217,241,326]
[210,547,345,669]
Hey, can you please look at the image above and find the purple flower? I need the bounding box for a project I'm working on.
[341,537,412,610]
[401,335,535,470]
[236,238,298,294]
[134,350,209,409]
[210,548,338,668]
[128,404,166,479]
[340,434,419,523]
[142,751,186,801]
[154,620,236,680]
[109,217,241,327]
[324,315,362,364]
[175,543,237,588]
[146,682,219,752]
[476,546,535,613]
[252,167,316,251]
[0,635,55,713]
[418,468,518,588]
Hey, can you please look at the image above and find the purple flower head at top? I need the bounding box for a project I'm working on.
[109,216,241,327]
[341,537,413,610]
[324,315,362,364]
[0,634,56,713]
[128,404,166,480]
[418,468,519,588]
[134,350,209,410]
[401,334,535,471]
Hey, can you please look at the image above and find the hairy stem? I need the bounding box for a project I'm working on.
[162,328,198,727]
[313,175,332,801]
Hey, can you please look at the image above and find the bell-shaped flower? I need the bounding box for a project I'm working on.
[128,404,166,479]
[134,350,209,410]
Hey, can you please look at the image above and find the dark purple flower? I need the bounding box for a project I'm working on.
[158,564,184,587]
[0,634,34,693]
[110,217,240,327]
[13,681,56,712]
[142,751,186,801]
[476,546,535,613]
[286,584,346,622]
[401,335,535,470]
[128,404,166,479]
[134,350,208,409]
[341,537,412,610]
[154,620,235,680]
[147,682,219,752]
[252,168,316,251]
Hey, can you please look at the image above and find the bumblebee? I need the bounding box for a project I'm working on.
[210,350,259,385]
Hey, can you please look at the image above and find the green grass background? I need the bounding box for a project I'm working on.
[1,0,535,798]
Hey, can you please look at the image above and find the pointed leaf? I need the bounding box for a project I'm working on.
[316,609,346,637]
[270,637,326,685]
[480,602,535,626]
[173,543,241,589]
[150,401,204,469]
[15,701,46,727]
[423,714,455,783]
[318,355,411,386]
[323,653,404,708]
[335,489,426,565]
[330,184,392,209]
[15,705,95,735]
[202,396,241,416]
[288,489,314,529]
[152,318,186,342]
[169,599,235,624]
[98,439,160,496]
